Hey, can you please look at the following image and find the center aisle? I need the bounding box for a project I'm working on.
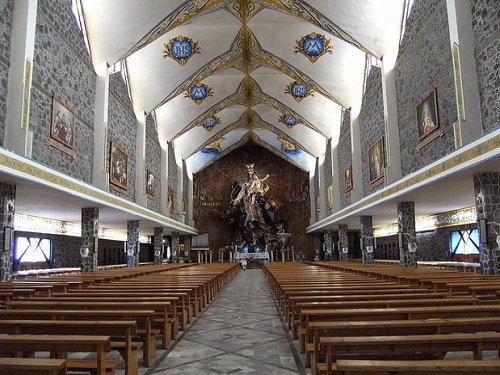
[149,269,304,375]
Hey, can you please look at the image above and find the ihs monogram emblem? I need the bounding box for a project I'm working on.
[285,81,314,102]
[295,32,333,63]
[163,35,200,65]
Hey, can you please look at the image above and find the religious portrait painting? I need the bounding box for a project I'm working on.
[168,187,175,214]
[327,184,334,210]
[369,137,385,184]
[344,165,353,192]
[146,170,155,196]
[51,97,75,149]
[109,142,128,190]
[416,88,440,141]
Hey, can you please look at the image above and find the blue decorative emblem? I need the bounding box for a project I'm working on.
[184,83,213,104]
[278,113,298,128]
[277,134,300,154]
[294,32,333,63]
[285,81,314,102]
[163,35,200,65]
[201,116,221,131]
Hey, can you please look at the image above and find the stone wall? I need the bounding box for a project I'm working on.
[359,67,385,196]
[395,0,457,176]
[374,224,478,261]
[338,109,352,209]
[323,138,333,215]
[193,145,313,259]
[107,73,136,201]
[29,0,95,182]
[471,0,500,134]
[145,114,161,212]
[0,0,13,146]
[182,159,189,218]
[313,158,320,221]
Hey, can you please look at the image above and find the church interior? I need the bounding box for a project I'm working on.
[0,0,499,374]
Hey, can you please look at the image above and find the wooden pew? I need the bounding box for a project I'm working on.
[307,316,500,371]
[0,358,67,375]
[326,359,500,374]
[0,309,156,367]
[0,334,117,375]
[320,332,500,375]
[0,319,140,375]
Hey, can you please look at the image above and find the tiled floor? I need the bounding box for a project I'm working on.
[147,269,305,375]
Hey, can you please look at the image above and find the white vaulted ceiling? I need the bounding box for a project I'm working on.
[81,0,406,174]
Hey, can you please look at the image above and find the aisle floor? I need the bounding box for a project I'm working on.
[148,269,304,375]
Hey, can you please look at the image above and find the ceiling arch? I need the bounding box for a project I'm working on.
[82,0,406,172]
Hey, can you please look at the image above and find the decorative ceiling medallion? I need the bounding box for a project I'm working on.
[294,32,333,63]
[285,81,314,102]
[202,136,224,154]
[163,35,200,65]
[278,113,298,128]
[184,83,213,104]
[201,116,221,131]
[277,134,299,154]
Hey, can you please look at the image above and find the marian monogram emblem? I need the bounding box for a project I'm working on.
[285,81,314,102]
[184,83,213,104]
[201,116,221,131]
[295,32,333,63]
[163,35,200,65]
[278,113,298,128]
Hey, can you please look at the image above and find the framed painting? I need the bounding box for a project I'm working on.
[369,137,385,184]
[109,142,128,190]
[327,184,334,210]
[416,88,440,141]
[344,165,353,192]
[51,97,75,149]
[146,170,155,196]
[168,187,175,214]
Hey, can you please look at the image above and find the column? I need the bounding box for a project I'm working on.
[153,227,163,264]
[197,251,201,264]
[397,202,417,268]
[92,65,110,190]
[171,232,179,263]
[135,113,147,206]
[339,224,349,261]
[184,236,191,262]
[446,0,482,146]
[324,230,334,260]
[0,183,16,281]
[126,220,140,268]
[4,0,37,157]
[360,216,375,264]
[474,173,500,275]
[81,208,99,273]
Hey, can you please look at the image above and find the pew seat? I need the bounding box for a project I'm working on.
[0,357,67,375]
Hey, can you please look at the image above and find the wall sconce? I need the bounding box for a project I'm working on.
[366,245,373,253]
[80,245,89,258]
[342,247,348,253]
[408,242,417,253]
[398,231,403,249]
[478,218,488,245]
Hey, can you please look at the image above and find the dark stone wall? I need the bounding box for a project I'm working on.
[359,67,385,196]
[193,145,313,258]
[313,158,319,221]
[471,0,500,134]
[338,109,352,209]
[107,73,136,201]
[395,0,457,176]
[182,159,189,218]
[0,0,13,146]
[374,224,478,261]
[323,138,333,215]
[29,0,95,182]
[145,114,161,212]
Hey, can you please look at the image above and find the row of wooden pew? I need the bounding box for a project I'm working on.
[0,262,240,374]
[264,261,500,375]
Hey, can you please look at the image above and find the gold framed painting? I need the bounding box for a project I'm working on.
[416,88,440,141]
[51,97,75,149]
[344,165,353,192]
[327,185,334,210]
[109,142,128,190]
[146,170,155,196]
[168,187,175,214]
[369,137,385,184]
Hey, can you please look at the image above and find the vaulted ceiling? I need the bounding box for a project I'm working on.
[82,0,406,175]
